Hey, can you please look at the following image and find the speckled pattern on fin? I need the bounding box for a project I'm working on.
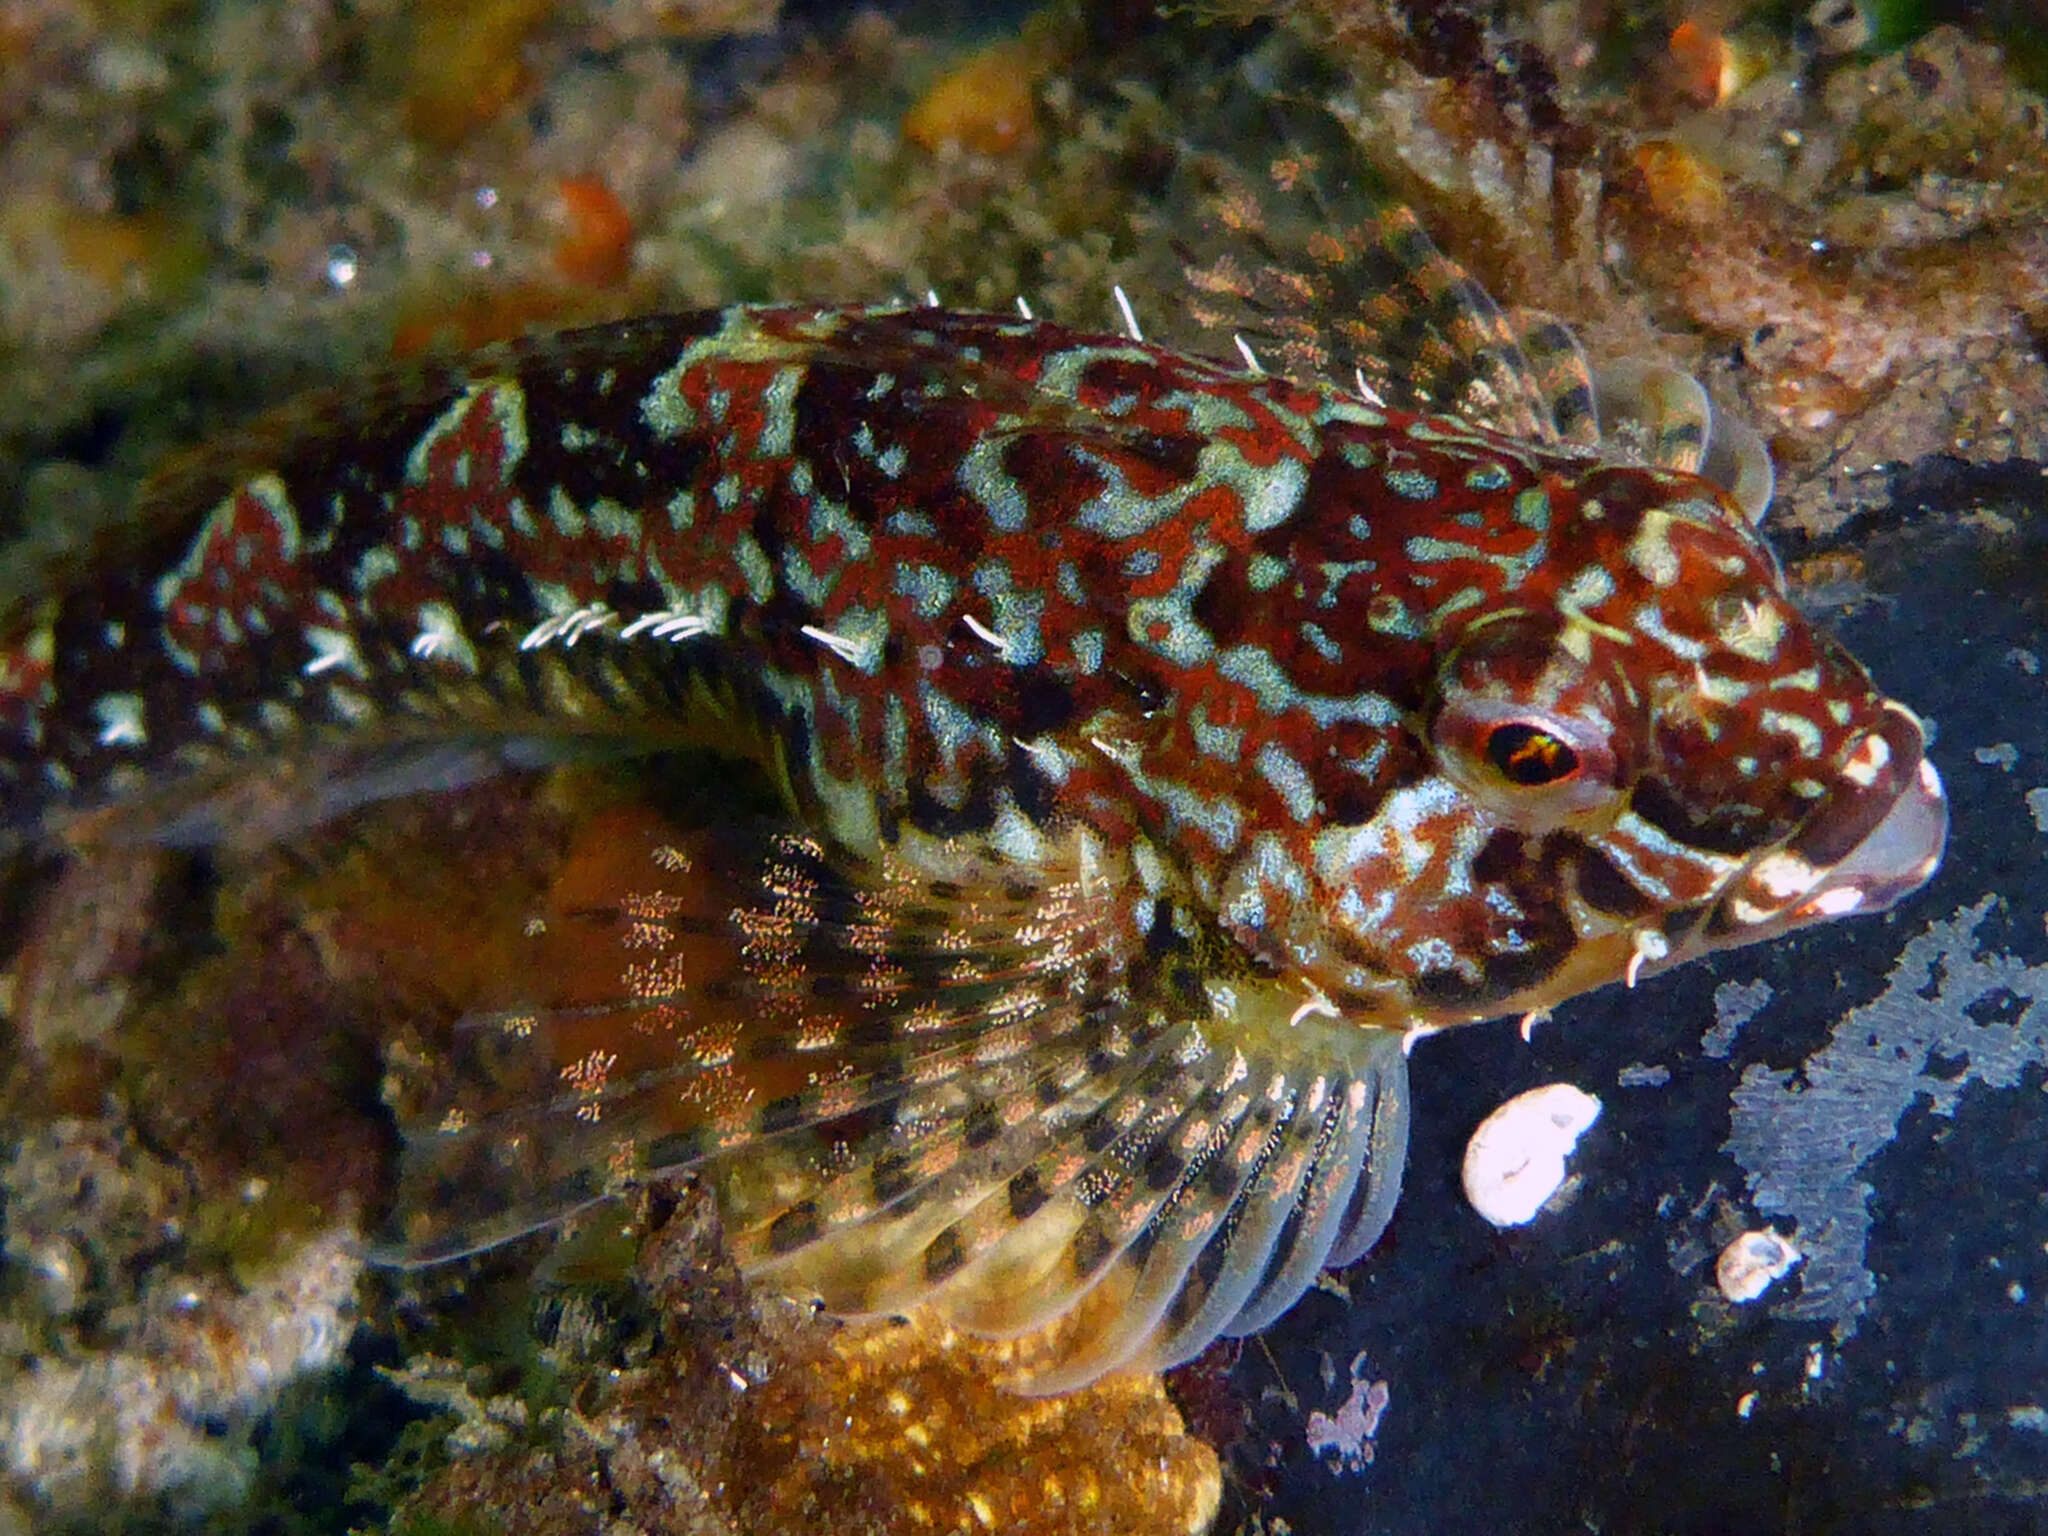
[1170,105,1571,443]
[1593,359,1777,521]
[380,810,1409,1390]
[1165,102,1778,518]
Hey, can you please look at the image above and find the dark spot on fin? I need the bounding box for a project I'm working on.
[924,1227,967,1284]
[768,1200,823,1256]
[1507,308,1599,449]
[758,1094,808,1136]
[1144,1145,1186,1192]
[963,1099,1002,1149]
[1008,1167,1049,1221]
[871,1151,916,1205]
[1070,1219,1114,1281]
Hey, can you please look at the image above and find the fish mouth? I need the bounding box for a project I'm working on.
[1706,705,1948,946]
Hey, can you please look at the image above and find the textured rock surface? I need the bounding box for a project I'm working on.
[1228,479,2048,1532]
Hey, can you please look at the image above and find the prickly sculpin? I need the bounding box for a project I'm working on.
[0,159,1946,1391]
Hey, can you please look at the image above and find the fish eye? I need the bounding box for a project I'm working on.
[1430,616,1625,819]
[1431,696,1621,820]
[1485,722,1581,786]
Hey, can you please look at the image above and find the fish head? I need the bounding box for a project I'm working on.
[1220,462,1946,1029]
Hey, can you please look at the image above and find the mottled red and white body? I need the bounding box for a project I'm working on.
[0,297,1946,1390]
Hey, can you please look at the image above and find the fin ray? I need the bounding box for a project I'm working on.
[379,797,1417,1390]
[377,815,1133,1264]
[1169,102,1565,442]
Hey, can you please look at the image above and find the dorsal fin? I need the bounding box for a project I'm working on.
[1504,308,1601,449]
[1167,101,1579,443]
[1162,96,1780,524]
[1592,359,1777,523]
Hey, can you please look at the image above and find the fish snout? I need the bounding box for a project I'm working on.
[1715,704,1948,937]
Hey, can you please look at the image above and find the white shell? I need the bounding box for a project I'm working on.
[1461,1083,1603,1228]
[1716,1229,1802,1304]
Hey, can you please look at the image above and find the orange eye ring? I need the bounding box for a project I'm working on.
[1429,696,1620,819]
[1485,722,1581,787]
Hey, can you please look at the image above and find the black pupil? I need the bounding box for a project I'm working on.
[1487,722,1579,786]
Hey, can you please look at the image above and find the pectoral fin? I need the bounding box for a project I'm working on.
[378,806,1412,1390]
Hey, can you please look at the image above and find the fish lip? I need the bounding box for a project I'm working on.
[1806,754,1949,914]
[1707,753,1948,944]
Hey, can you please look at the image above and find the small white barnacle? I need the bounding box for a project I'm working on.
[560,606,617,645]
[1287,982,1339,1029]
[1087,734,1142,771]
[1401,1017,1447,1056]
[801,624,866,667]
[1012,734,1075,785]
[1716,1228,1802,1304]
[1112,283,1144,343]
[960,612,1014,662]
[521,604,615,650]
[1461,1082,1602,1228]
[799,608,887,672]
[621,606,703,641]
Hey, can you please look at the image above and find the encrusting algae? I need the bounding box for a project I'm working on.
[388,1183,1222,1535]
